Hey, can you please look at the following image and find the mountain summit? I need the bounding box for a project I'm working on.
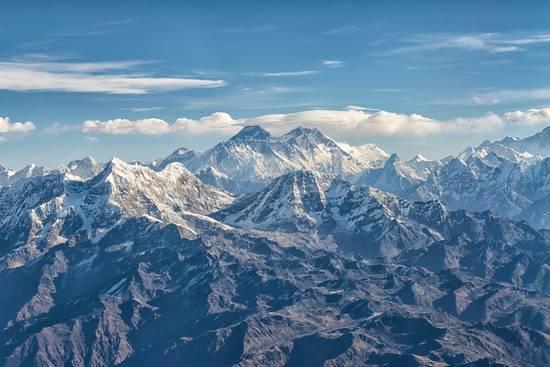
[170,126,376,192]
[230,125,272,141]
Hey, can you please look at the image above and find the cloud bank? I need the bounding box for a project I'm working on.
[80,108,524,139]
[82,112,243,136]
[505,108,550,126]
[389,32,550,55]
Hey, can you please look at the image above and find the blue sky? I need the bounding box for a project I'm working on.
[1,0,550,168]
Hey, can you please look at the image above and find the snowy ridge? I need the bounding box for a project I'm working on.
[160,126,379,192]
[216,169,546,259]
[0,158,233,270]
[1,126,550,366]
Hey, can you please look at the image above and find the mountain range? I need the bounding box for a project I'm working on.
[1,125,549,366]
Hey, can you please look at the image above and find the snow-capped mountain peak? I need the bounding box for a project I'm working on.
[230,125,271,141]
[180,125,367,192]
[338,142,389,167]
[214,169,332,231]
[459,125,550,164]
[409,154,429,163]
[279,126,325,142]
[65,156,103,180]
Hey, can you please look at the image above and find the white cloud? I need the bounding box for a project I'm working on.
[0,58,225,94]
[82,118,174,135]
[322,60,345,68]
[502,34,550,45]
[505,108,550,126]
[81,112,243,136]
[248,109,503,137]
[79,109,526,139]
[471,88,550,105]
[388,32,550,55]
[173,113,243,135]
[252,70,319,77]
[0,116,36,134]
[345,105,381,111]
[490,46,522,53]
[124,107,164,112]
[445,113,505,133]
[44,122,81,134]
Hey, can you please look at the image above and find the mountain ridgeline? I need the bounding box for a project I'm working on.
[1,125,550,366]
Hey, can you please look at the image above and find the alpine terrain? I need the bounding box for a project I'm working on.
[1,126,549,367]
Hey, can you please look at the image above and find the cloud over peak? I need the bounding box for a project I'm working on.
[79,108,513,139]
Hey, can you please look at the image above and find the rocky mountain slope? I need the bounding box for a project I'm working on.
[216,170,549,292]
[0,159,231,271]
[0,157,103,186]
[1,126,550,366]
[1,197,549,366]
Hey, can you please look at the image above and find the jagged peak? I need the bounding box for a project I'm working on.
[286,126,322,136]
[230,125,271,141]
[167,147,192,157]
[197,165,231,179]
[384,153,400,167]
[108,157,129,167]
[96,157,153,181]
[409,154,429,163]
[477,139,492,148]
[281,126,330,142]
[104,157,194,179]
[500,136,520,144]
[0,164,12,174]
[443,157,469,173]
[67,156,97,167]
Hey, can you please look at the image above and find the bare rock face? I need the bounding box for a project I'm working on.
[0,214,548,366]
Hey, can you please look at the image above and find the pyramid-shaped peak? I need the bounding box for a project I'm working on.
[286,126,324,138]
[409,154,429,162]
[230,125,271,141]
[384,153,400,167]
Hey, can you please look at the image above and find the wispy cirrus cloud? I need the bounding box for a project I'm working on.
[123,107,164,113]
[250,70,320,77]
[0,57,226,94]
[386,32,550,55]
[323,25,360,35]
[470,87,550,105]
[322,60,345,68]
[19,19,136,50]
